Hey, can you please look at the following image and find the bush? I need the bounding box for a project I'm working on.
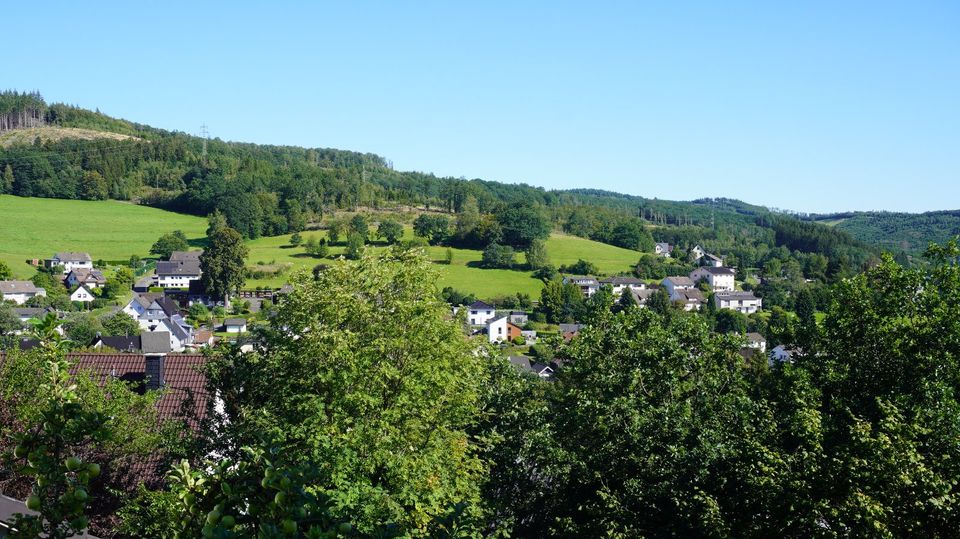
[559,259,599,275]
[481,243,516,269]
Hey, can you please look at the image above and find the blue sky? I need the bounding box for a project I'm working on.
[5,1,958,212]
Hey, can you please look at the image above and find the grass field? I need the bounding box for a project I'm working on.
[0,195,207,278]
[1,196,642,298]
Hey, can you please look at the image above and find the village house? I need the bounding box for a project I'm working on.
[0,280,47,305]
[507,355,555,379]
[629,287,659,308]
[689,245,723,267]
[689,266,736,292]
[563,275,600,297]
[600,276,646,296]
[661,276,695,298]
[674,288,706,311]
[49,252,93,274]
[65,267,107,289]
[745,332,767,353]
[69,285,96,303]
[487,315,522,343]
[156,259,202,289]
[714,291,763,314]
[457,300,497,326]
[12,307,53,325]
[123,294,194,351]
[769,345,799,366]
[655,242,673,257]
[224,318,248,333]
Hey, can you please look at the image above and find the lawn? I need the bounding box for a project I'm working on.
[2,196,643,299]
[0,195,207,279]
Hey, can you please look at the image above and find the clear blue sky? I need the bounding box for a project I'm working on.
[5,1,958,212]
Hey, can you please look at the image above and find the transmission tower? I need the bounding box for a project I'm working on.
[200,124,209,164]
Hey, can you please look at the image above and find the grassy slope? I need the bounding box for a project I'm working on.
[1,196,641,298]
[0,195,207,278]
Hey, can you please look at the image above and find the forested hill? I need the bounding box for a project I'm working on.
[0,89,912,280]
[806,210,960,254]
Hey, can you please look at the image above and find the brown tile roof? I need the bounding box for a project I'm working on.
[68,353,210,427]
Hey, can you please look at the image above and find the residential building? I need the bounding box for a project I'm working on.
[90,331,172,354]
[0,281,46,305]
[156,259,202,289]
[507,355,555,379]
[689,266,736,292]
[661,276,695,299]
[487,315,522,343]
[689,245,723,267]
[50,252,93,274]
[714,291,763,314]
[745,332,767,353]
[674,288,706,311]
[655,242,673,257]
[123,294,194,351]
[629,288,659,307]
[563,275,600,297]
[600,276,647,296]
[769,345,798,366]
[560,323,585,342]
[70,285,95,303]
[12,307,53,325]
[224,318,248,333]
[459,300,496,326]
[65,268,107,289]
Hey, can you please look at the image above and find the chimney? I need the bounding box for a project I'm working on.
[145,355,166,390]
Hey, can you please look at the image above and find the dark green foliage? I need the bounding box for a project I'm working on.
[559,258,599,276]
[200,225,248,299]
[525,238,550,270]
[149,230,189,260]
[376,218,403,244]
[480,243,516,269]
[497,203,550,248]
[810,210,960,254]
[413,214,450,245]
[101,311,139,337]
[349,214,369,242]
[440,286,476,306]
[344,232,364,259]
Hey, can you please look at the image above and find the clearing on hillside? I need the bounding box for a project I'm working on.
[0,126,139,148]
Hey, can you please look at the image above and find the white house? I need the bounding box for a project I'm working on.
[655,242,673,257]
[689,245,705,261]
[689,266,736,292]
[689,246,723,267]
[156,260,202,289]
[487,315,521,343]
[673,288,706,311]
[224,318,248,333]
[563,276,600,297]
[458,300,496,326]
[50,252,93,274]
[70,285,95,303]
[661,276,695,299]
[714,291,763,314]
[599,276,646,296]
[123,294,194,351]
[65,268,107,289]
[0,281,47,305]
[745,332,767,353]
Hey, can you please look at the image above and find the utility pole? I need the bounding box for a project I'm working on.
[200,124,209,164]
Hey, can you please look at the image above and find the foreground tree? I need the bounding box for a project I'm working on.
[204,250,488,535]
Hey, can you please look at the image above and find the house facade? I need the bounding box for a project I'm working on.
[689,266,736,292]
[156,260,202,289]
[123,294,194,351]
[487,315,522,343]
[70,285,95,303]
[600,276,646,296]
[655,242,673,257]
[50,252,93,274]
[563,275,600,297]
[65,268,107,289]
[714,291,762,314]
[0,281,47,305]
[661,276,694,298]
[224,318,248,333]
[459,300,496,326]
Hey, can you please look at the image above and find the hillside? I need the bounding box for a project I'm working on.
[810,210,960,254]
[0,126,138,148]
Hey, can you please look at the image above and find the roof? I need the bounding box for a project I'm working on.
[600,276,645,285]
[157,260,202,277]
[563,275,599,285]
[664,276,694,287]
[0,280,40,294]
[94,335,142,352]
[69,353,209,425]
[630,288,658,303]
[67,268,107,283]
[746,332,766,343]
[559,323,584,333]
[694,266,736,276]
[704,253,723,261]
[716,291,760,301]
[53,252,92,262]
[224,317,247,326]
[141,331,172,354]
[13,306,51,318]
[467,300,494,310]
[169,250,202,261]
[656,242,672,249]
[507,356,554,378]
[676,289,706,302]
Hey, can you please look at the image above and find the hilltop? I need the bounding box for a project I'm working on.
[808,210,960,254]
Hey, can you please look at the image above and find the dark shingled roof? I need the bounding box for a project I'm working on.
[141,331,172,354]
[94,335,142,352]
[169,250,202,262]
[157,260,202,276]
[467,300,494,310]
[696,266,736,275]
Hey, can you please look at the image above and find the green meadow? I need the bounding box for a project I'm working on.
[1,196,642,298]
